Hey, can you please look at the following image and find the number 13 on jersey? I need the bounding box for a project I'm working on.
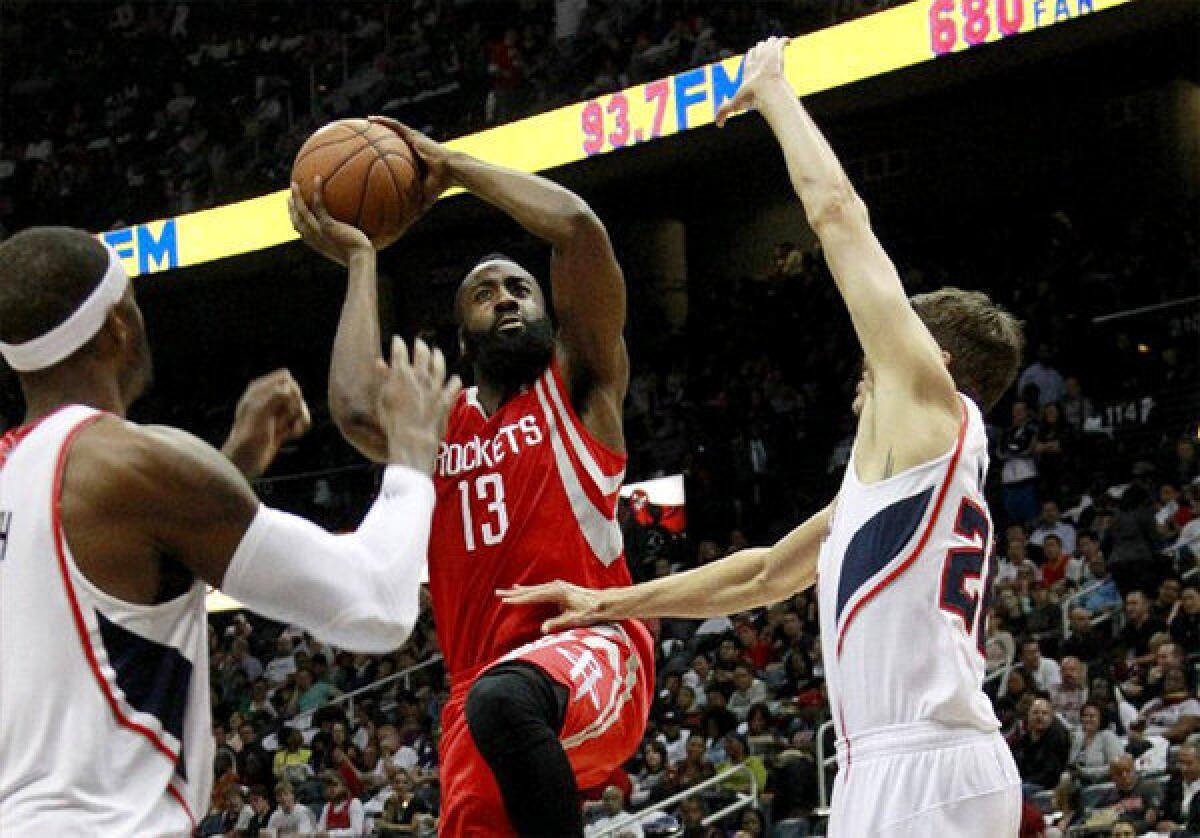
[458,474,509,551]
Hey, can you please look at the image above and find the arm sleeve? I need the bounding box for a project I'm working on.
[221,465,434,653]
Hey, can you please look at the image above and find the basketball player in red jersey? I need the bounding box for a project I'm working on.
[290,119,655,835]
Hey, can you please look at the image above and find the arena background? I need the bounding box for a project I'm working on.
[1,1,1198,835]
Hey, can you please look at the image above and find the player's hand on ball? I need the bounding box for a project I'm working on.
[367,117,455,213]
[288,177,373,266]
[375,336,461,474]
[222,369,312,479]
[496,580,605,633]
[715,36,790,127]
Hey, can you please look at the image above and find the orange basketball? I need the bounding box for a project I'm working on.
[291,118,424,242]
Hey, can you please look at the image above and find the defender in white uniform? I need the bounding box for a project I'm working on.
[499,38,1026,836]
[0,406,213,835]
[818,392,1020,834]
[0,227,459,835]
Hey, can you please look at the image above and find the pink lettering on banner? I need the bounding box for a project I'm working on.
[928,0,1091,57]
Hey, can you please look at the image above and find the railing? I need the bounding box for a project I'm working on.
[815,719,837,811]
[284,655,443,729]
[984,639,1016,699]
[1060,582,1122,640]
[591,763,758,837]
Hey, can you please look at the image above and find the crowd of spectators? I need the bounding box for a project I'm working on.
[0,0,899,236]
[4,2,1197,836]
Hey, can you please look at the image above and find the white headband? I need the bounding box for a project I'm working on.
[0,244,130,372]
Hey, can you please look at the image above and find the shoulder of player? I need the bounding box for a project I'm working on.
[554,332,629,396]
[69,417,251,515]
[863,386,963,468]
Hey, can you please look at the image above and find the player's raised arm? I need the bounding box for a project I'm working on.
[290,179,392,463]
[372,119,629,427]
[719,39,959,423]
[499,503,832,631]
[67,338,458,654]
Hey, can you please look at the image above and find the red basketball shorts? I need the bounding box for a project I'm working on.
[438,621,654,836]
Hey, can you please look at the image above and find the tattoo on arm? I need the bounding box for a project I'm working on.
[883,448,895,479]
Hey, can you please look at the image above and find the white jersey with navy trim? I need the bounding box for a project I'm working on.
[0,406,211,837]
[817,394,1001,750]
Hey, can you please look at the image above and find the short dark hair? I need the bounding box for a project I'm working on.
[1044,534,1062,546]
[910,288,1024,411]
[472,252,518,270]
[0,227,109,344]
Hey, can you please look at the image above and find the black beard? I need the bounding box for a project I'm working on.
[463,315,555,393]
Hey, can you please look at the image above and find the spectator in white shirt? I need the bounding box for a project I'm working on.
[1137,667,1200,743]
[727,665,769,722]
[1019,639,1062,692]
[1030,500,1077,556]
[376,725,419,774]
[264,635,297,686]
[584,785,643,837]
[683,653,714,695]
[1074,532,1106,585]
[655,709,688,765]
[996,526,1040,584]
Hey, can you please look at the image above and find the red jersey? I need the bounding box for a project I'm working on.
[428,360,636,684]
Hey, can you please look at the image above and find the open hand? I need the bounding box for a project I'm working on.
[715,36,790,127]
[368,116,455,213]
[496,579,606,634]
[375,336,461,473]
[222,369,311,479]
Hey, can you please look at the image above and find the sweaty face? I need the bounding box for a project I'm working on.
[457,261,554,392]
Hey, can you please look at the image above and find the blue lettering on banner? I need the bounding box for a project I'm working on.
[104,227,135,263]
[711,59,746,117]
[1055,0,1070,20]
[102,220,179,275]
[1033,0,1046,26]
[1077,0,1094,12]
[138,221,178,272]
[673,67,708,132]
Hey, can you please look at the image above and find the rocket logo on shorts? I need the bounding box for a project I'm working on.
[0,510,11,562]
[558,646,604,710]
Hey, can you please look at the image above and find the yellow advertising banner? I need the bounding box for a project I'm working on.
[102,0,1137,278]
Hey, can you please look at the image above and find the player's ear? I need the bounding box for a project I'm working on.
[91,306,131,361]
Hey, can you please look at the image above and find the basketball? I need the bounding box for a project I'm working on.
[291,118,424,242]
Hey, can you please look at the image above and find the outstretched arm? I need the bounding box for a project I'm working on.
[65,338,458,653]
[499,504,832,631]
[719,39,958,422]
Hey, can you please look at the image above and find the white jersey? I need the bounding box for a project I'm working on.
[818,394,1000,753]
[0,406,212,837]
